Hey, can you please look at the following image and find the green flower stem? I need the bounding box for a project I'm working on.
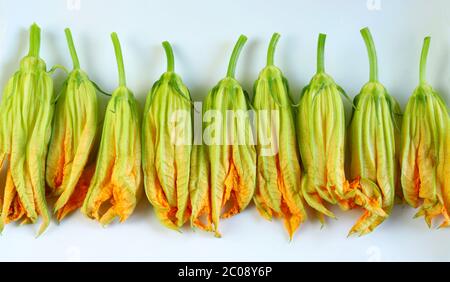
[317,33,326,73]
[266,33,280,66]
[64,28,80,69]
[28,23,41,58]
[419,36,431,85]
[162,41,175,72]
[111,32,126,86]
[360,27,378,82]
[226,34,247,78]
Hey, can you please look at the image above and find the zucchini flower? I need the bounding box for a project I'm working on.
[190,35,256,237]
[253,33,306,239]
[0,23,54,235]
[347,27,401,236]
[81,33,142,225]
[400,37,450,227]
[142,41,193,230]
[46,28,98,221]
[297,34,350,222]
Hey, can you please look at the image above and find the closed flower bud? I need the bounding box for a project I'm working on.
[253,33,306,239]
[81,33,142,225]
[142,41,193,230]
[190,35,256,237]
[297,34,350,223]
[46,28,98,221]
[400,37,450,227]
[347,28,401,236]
[0,23,54,235]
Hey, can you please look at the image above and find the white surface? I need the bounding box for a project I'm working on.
[0,0,449,262]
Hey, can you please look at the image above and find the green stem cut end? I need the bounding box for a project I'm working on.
[226,34,247,78]
[360,27,378,82]
[162,41,175,72]
[267,33,280,66]
[317,33,326,73]
[28,23,41,58]
[111,32,126,86]
[419,36,431,85]
[64,28,80,69]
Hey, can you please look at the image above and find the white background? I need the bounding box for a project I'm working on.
[0,0,449,262]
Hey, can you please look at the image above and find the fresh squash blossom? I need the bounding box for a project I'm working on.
[400,37,450,227]
[81,33,142,225]
[253,33,306,239]
[142,41,193,230]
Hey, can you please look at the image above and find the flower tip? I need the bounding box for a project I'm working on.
[413,211,422,219]
[35,227,47,238]
[287,233,295,242]
[425,218,433,229]
[347,229,356,238]
[438,221,450,229]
